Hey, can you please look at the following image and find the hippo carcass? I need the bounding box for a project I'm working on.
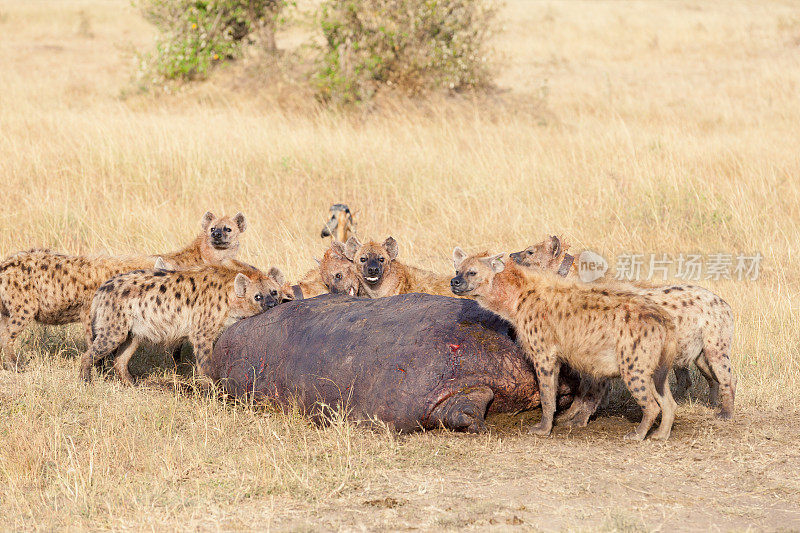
[209,293,576,433]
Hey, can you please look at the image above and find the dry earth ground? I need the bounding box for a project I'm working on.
[1,0,799,531]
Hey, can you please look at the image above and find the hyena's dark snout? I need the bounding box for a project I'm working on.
[261,295,279,311]
[450,275,467,294]
[363,260,383,284]
[509,251,523,264]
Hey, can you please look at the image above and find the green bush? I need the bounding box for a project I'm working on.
[137,0,285,81]
[315,0,499,103]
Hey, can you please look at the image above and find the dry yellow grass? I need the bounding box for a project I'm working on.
[1,0,799,530]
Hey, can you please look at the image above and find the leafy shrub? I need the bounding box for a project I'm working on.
[137,0,286,81]
[315,0,499,103]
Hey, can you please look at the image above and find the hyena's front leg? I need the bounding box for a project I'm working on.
[528,346,560,436]
[189,334,215,381]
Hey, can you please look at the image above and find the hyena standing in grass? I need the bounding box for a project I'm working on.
[511,235,736,420]
[80,263,287,384]
[0,211,247,368]
[451,249,679,440]
[286,241,361,299]
[344,236,460,298]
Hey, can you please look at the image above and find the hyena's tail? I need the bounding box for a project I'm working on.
[660,320,679,369]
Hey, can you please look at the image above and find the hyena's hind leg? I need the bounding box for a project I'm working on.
[694,354,719,404]
[79,317,130,383]
[429,386,494,433]
[702,344,736,420]
[112,336,141,385]
[620,340,663,441]
[82,309,114,373]
[0,298,35,370]
[650,366,677,440]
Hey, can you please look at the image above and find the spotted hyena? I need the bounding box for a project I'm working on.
[165,211,247,268]
[343,236,456,299]
[288,242,361,299]
[511,235,736,420]
[0,212,247,369]
[451,249,679,440]
[80,264,286,384]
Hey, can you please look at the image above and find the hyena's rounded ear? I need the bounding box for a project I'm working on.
[201,211,215,231]
[488,253,506,273]
[344,236,361,261]
[453,247,467,270]
[330,241,347,259]
[550,235,561,258]
[234,273,250,298]
[383,236,399,260]
[267,267,285,287]
[234,212,247,233]
[153,257,168,270]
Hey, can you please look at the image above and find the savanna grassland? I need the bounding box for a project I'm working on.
[1,1,800,530]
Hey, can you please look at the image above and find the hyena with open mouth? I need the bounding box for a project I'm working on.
[343,236,462,299]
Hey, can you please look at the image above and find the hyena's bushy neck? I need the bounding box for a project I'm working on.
[478,263,532,323]
[166,234,238,267]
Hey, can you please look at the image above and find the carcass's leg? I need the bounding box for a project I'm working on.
[429,386,494,433]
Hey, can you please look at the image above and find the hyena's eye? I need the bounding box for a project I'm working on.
[254,294,263,301]
[467,271,476,277]
[527,250,533,255]
[379,257,385,263]
[335,273,343,280]
[360,257,366,263]
[224,226,231,233]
